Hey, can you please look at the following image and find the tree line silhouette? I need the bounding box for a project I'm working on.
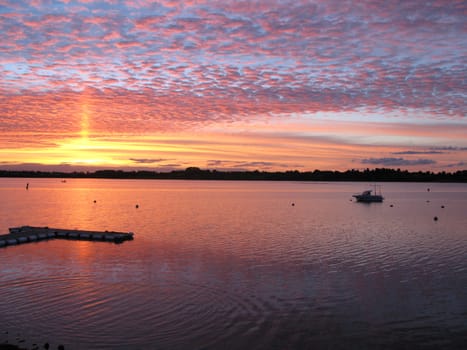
[1,167,466,182]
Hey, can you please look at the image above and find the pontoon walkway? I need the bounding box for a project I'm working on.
[0,226,134,248]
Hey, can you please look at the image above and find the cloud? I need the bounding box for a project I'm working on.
[361,157,437,166]
[393,150,444,155]
[0,162,181,172]
[206,159,304,170]
[429,146,467,151]
[445,161,467,168]
[129,158,172,164]
[0,162,91,172]
[0,0,465,119]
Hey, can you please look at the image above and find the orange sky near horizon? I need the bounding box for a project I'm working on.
[1,0,466,172]
[2,109,466,172]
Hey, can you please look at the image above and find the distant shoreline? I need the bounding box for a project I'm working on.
[1,168,466,182]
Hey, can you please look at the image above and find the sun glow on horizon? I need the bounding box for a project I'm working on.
[57,136,125,166]
[1,109,466,172]
[1,121,467,172]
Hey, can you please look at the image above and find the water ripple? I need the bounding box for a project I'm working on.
[1,180,466,349]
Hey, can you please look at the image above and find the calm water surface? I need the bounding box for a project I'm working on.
[1,179,466,349]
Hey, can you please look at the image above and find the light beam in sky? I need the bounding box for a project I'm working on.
[80,102,89,142]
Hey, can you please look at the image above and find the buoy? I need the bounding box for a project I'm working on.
[441,205,445,208]
[291,203,295,206]
[136,204,139,208]
[433,216,438,221]
[390,204,393,207]
[93,200,96,203]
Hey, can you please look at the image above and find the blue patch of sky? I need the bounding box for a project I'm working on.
[296,110,460,125]
[83,23,107,38]
[35,69,58,77]
[66,0,122,15]
[0,5,11,14]
[2,62,30,75]
[126,2,173,18]
[0,1,33,15]
[174,10,201,23]
[41,2,69,15]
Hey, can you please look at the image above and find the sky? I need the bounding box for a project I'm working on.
[0,0,466,172]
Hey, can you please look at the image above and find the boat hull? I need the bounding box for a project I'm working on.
[353,195,384,203]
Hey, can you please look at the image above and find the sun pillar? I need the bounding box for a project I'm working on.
[80,103,90,141]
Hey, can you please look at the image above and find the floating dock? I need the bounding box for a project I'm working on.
[0,226,134,248]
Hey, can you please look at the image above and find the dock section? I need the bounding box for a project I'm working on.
[0,226,134,248]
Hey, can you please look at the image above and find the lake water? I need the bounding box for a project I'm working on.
[0,179,466,349]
